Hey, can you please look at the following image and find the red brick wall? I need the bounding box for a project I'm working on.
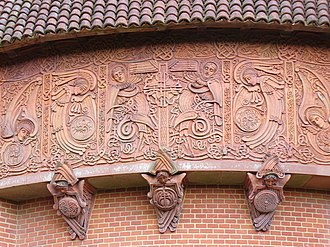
[0,199,17,247]
[3,186,330,247]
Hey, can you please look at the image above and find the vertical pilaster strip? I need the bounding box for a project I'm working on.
[222,60,232,145]
[285,61,297,145]
[159,63,169,148]
[42,74,52,158]
[98,65,108,150]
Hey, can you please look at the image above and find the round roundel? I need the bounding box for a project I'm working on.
[3,143,24,167]
[70,116,95,141]
[153,187,178,211]
[58,197,81,218]
[254,190,279,213]
[235,107,262,132]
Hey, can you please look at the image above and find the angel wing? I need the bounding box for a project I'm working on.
[2,81,40,139]
[242,78,284,148]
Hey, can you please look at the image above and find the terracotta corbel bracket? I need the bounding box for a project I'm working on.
[142,149,186,233]
[47,161,96,240]
[244,154,291,231]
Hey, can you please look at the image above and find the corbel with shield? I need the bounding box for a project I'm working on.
[142,149,186,233]
[47,161,96,240]
[244,154,291,231]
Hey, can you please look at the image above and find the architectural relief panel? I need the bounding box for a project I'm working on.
[0,33,330,179]
[0,77,43,177]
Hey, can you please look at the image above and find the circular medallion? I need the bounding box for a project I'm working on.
[153,187,178,211]
[3,143,24,167]
[254,190,279,213]
[316,129,330,153]
[58,197,81,218]
[235,107,262,132]
[70,116,95,141]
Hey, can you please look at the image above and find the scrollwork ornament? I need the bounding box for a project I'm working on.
[0,163,9,179]
[151,43,175,61]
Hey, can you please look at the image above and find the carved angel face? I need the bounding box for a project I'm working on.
[17,127,30,142]
[16,119,35,142]
[309,114,326,129]
[73,78,89,95]
[112,66,126,83]
[203,62,217,78]
[243,68,259,86]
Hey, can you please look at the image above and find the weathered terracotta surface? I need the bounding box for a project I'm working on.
[47,161,96,240]
[0,32,330,180]
[244,155,291,231]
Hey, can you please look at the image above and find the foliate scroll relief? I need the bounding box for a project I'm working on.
[142,150,186,233]
[47,162,96,240]
[244,155,291,231]
[1,35,330,179]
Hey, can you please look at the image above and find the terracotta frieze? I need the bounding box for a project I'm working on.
[0,33,330,179]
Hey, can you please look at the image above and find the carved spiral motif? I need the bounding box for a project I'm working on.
[152,187,178,211]
[192,118,210,137]
[117,119,137,141]
[58,197,81,218]
[235,107,262,132]
[254,190,279,213]
[70,116,95,141]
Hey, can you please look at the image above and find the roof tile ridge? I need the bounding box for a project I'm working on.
[191,0,204,23]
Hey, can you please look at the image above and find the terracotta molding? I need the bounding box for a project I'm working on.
[0,160,328,190]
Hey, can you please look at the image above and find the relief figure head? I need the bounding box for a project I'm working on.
[16,119,35,142]
[111,65,126,83]
[72,78,89,95]
[54,179,69,193]
[242,67,259,86]
[263,174,278,188]
[156,171,170,185]
[306,107,327,129]
[203,62,218,78]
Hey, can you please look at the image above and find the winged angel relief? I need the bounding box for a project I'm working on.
[51,70,97,163]
[233,62,285,150]
[297,66,330,161]
[105,60,224,161]
[0,77,41,177]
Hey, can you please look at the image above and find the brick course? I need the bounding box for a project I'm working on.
[1,186,329,247]
[0,199,18,247]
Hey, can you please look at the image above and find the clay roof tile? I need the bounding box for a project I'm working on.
[45,23,56,33]
[1,0,329,46]
[104,17,115,27]
[68,21,80,31]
